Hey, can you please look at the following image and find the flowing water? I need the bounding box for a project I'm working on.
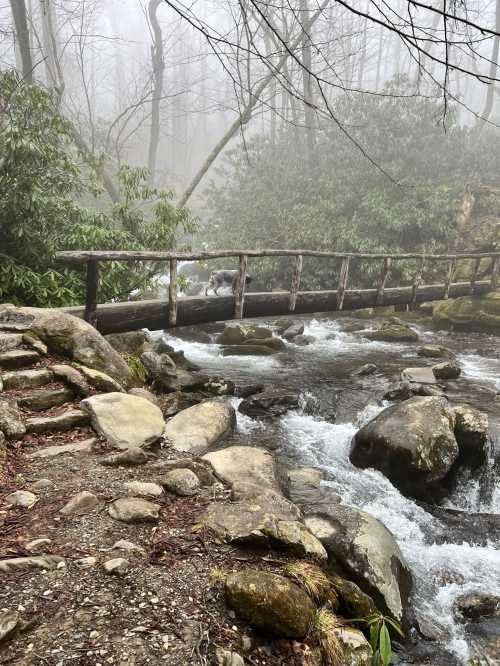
[159,314,500,665]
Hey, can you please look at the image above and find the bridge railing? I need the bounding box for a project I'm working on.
[56,249,500,328]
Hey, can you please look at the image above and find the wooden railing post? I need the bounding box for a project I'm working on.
[289,254,303,312]
[443,258,456,299]
[411,257,425,303]
[234,254,248,319]
[336,256,350,310]
[84,260,99,327]
[470,257,482,295]
[376,257,392,305]
[491,256,500,290]
[168,258,178,327]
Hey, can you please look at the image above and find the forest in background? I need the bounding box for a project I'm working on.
[3,0,500,304]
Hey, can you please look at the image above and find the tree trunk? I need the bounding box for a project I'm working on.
[178,0,328,208]
[9,0,33,82]
[481,0,500,121]
[147,0,165,183]
[300,0,315,160]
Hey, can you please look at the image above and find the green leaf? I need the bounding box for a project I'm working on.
[379,624,392,666]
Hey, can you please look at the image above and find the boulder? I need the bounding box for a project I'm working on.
[0,305,132,384]
[26,409,89,434]
[160,468,200,496]
[140,351,178,391]
[128,387,158,404]
[350,396,458,497]
[60,491,99,516]
[163,400,235,455]
[281,322,305,340]
[231,482,302,521]
[417,345,453,359]
[242,337,286,351]
[238,387,300,418]
[0,398,26,440]
[452,404,489,463]
[225,570,316,638]
[432,360,461,380]
[433,291,500,331]
[287,468,322,506]
[306,504,413,624]
[81,393,165,450]
[364,323,419,342]
[18,386,74,411]
[49,364,90,397]
[105,331,149,356]
[331,575,378,618]
[76,365,124,392]
[216,325,247,346]
[108,497,160,523]
[203,446,277,489]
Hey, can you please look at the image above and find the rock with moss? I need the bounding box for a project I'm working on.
[452,404,489,464]
[364,323,419,342]
[225,570,316,638]
[331,575,378,618]
[105,331,150,356]
[433,291,500,331]
[238,386,300,418]
[0,305,133,385]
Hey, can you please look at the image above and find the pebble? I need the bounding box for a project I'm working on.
[5,490,38,508]
[103,558,129,577]
[60,491,99,516]
[111,540,146,555]
[76,556,98,567]
[123,481,163,498]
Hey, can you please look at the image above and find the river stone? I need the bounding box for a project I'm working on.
[160,468,200,496]
[0,398,26,440]
[0,555,65,572]
[76,365,124,392]
[203,446,277,489]
[269,520,327,560]
[105,330,149,356]
[108,497,160,523]
[155,457,217,486]
[242,337,286,351]
[333,627,372,666]
[433,291,500,331]
[5,490,38,508]
[231,481,301,521]
[453,404,489,463]
[454,592,500,621]
[2,368,53,391]
[305,504,413,624]
[225,570,315,638]
[81,393,165,450]
[222,344,277,356]
[350,396,458,497]
[401,367,437,384]
[364,323,419,342]
[238,386,300,418]
[0,610,20,642]
[281,322,305,340]
[432,360,461,380]
[216,324,247,345]
[163,400,235,455]
[383,380,445,401]
[417,345,452,359]
[103,557,129,576]
[0,305,132,384]
[353,363,377,377]
[60,491,99,515]
[124,481,163,498]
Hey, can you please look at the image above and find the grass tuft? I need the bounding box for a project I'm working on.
[314,608,344,666]
[121,352,148,382]
[284,561,338,607]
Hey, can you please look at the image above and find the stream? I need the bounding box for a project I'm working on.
[157,313,500,665]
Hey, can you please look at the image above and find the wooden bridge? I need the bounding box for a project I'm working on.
[56,249,500,334]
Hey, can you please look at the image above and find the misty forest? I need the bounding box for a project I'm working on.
[2,1,500,665]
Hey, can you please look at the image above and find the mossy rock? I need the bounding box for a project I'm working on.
[225,570,315,638]
[364,323,419,342]
[433,291,500,331]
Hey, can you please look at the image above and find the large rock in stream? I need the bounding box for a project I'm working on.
[433,290,500,331]
[163,400,235,455]
[305,504,413,625]
[202,445,278,489]
[0,304,132,385]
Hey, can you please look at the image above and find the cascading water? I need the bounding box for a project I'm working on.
[160,315,500,665]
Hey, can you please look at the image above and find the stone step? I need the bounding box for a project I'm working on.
[29,438,96,459]
[0,349,40,369]
[26,409,90,434]
[0,333,23,353]
[18,387,74,412]
[1,368,54,391]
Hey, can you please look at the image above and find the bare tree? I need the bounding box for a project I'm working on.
[147,0,166,182]
[482,0,500,121]
[9,0,33,82]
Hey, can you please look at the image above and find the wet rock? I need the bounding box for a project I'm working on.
[432,360,461,380]
[128,387,158,404]
[0,398,26,440]
[225,570,315,638]
[238,386,300,418]
[155,391,203,417]
[452,404,489,463]
[140,350,177,388]
[5,490,38,508]
[331,575,378,618]
[26,409,89,434]
[417,345,453,359]
[163,349,200,371]
[333,627,372,666]
[100,446,149,466]
[338,319,366,333]
[383,380,444,401]
[49,364,90,397]
[203,377,236,396]
[176,369,210,391]
[156,457,217,486]
[364,323,419,342]
[18,386,74,411]
[0,610,20,643]
[216,324,247,345]
[222,344,277,356]
[245,325,275,340]
[243,337,286,351]
[0,555,65,572]
[60,491,99,515]
[281,322,305,340]
[105,330,149,356]
[203,446,278,489]
[350,396,458,497]
[124,481,163,498]
[214,648,244,666]
[353,363,377,377]
[0,349,40,369]
[401,367,437,384]
[0,305,132,383]
[160,468,200,496]
[103,557,129,576]
[76,364,124,392]
[108,497,160,523]
[235,383,264,398]
[81,392,165,450]
[454,592,500,621]
[292,334,316,346]
[164,400,235,455]
[2,368,53,391]
[306,504,413,625]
